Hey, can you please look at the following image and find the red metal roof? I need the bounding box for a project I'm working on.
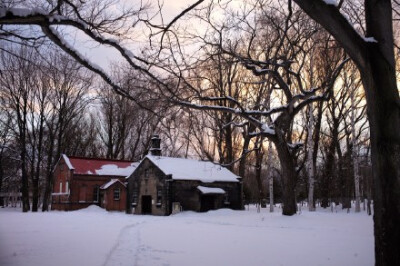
[65,156,137,176]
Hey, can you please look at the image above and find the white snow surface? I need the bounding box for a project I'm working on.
[62,154,74,170]
[323,0,338,6]
[95,164,138,177]
[197,186,225,194]
[0,205,374,266]
[261,123,275,135]
[145,155,240,182]
[100,179,125,189]
[363,37,378,43]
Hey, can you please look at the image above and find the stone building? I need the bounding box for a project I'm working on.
[51,155,137,211]
[127,136,243,215]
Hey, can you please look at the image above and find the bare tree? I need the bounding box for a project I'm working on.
[0,46,36,212]
[42,51,93,211]
[1,0,398,263]
[291,1,400,264]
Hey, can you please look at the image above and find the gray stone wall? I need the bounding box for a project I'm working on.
[127,158,169,215]
[127,158,243,216]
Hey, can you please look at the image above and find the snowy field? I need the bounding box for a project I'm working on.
[0,205,374,266]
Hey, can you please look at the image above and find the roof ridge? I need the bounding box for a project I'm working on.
[147,155,213,163]
[67,155,136,163]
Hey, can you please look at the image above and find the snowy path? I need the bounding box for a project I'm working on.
[102,218,168,266]
[102,221,143,266]
[0,206,374,266]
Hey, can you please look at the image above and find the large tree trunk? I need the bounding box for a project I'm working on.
[273,135,297,216]
[362,55,400,266]
[292,1,399,264]
[363,2,400,264]
[0,157,3,206]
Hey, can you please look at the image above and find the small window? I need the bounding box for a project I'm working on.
[66,181,69,194]
[60,164,64,171]
[224,193,230,205]
[93,186,99,202]
[131,192,138,206]
[144,169,149,179]
[156,189,162,206]
[59,182,63,193]
[113,188,120,201]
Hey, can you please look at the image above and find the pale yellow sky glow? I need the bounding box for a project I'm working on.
[76,0,206,71]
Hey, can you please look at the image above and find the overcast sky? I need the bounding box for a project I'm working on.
[77,0,197,72]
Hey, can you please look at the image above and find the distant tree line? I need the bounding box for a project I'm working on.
[1,1,399,264]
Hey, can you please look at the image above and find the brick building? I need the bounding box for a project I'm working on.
[51,155,137,211]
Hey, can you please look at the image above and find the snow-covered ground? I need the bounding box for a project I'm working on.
[0,205,374,266]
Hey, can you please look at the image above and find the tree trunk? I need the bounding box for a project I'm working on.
[362,57,400,266]
[363,2,400,264]
[42,129,56,212]
[292,1,399,264]
[224,114,234,171]
[20,99,30,212]
[267,142,274,212]
[238,135,250,179]
[350,86,361,212]
[321,119,338,208]
[0,157,3,206]
[307,104,316,211]
[273,135,297,216]
[21,145,30,212]
[254,140,265,208]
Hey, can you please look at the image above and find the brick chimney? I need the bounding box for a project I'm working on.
[150,134,161,156]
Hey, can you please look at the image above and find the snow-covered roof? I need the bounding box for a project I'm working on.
[144,155,240,183]
[197,186,225,194]
[62,155,138,177]
[100,179,126,190]
[62,154,75,170]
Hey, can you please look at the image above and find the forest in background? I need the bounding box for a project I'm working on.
[1,1,399,264]
[1,0,390,213]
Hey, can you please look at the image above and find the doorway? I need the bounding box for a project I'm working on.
[200,195,215,212]
[141,195,152,214]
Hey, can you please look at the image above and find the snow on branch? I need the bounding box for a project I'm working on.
[287,142,303,150]
[322,0,338,7]
[363,37,378,43]
[0,6,171,110]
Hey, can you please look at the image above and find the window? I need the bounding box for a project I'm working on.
[156,189,162,206]
[144,169,149,179]
[131,192,138,206]
[66,181,69,194]
[79,186,87,202]
[93,186,99,202]
[60,164,64,171]
[224,192,230,205]
[59,182,63,193]
[113,188,120,201]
